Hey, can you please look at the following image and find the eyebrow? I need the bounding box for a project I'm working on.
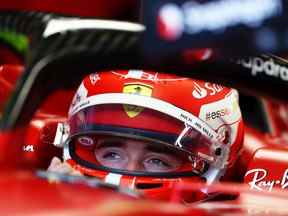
[96,140,125,149]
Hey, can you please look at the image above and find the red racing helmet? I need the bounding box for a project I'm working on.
[62,70,244,202]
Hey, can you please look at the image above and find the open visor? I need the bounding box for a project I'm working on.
[66,93,229,176]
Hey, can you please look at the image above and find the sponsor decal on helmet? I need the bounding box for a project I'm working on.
[192,82,223,99]
[78,136,94,146]
[205,108,231,121]
[112,70,158,81]
[192,82,207,99]
[112,70,187,82]
[89,73,100,85]
[238,56,288,81]
[122,83,153,118]
[128,70,157,81]
[70,82,88,109]
[199,91,241,130]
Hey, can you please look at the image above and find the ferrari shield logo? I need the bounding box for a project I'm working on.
[123,84,153,118]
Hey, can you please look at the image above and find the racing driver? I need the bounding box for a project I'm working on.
[48,69,244,202]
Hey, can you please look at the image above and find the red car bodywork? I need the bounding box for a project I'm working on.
[0,63,288,215]
[0,0,137,19]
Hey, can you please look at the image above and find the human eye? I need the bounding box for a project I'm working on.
[96,147,124,161]
[143,156,174,172]
[102,151,121,160]
[94,139,125,162]
[95,147,128,169]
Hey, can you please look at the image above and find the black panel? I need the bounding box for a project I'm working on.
[239,93,270,133]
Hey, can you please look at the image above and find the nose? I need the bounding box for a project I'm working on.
[126,158,141,171]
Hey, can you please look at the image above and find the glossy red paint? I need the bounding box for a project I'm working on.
[244,147,288,192]
[0,61,287,214]
[0,170,137,215]
[0,44,23,65]
[0,64,23,112]
[0,0,137,18]
[0,0,287,210]
[0,170,288,215]
[262,99,288,141]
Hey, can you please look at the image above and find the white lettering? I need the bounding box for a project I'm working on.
[280,67,288,81]
[281,169,288,189]
[205,83,216,95]
[239,57,288,81]
[23,145,34,152]
[193,82,223,99]
[205,83,224,96]
[245,168,288,192]
[182,0,282,34]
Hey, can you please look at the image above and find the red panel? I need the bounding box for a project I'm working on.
[244,147,288,192]
[0,171,135,215]
[0,0,137,18]
[0,64,23,112]
[225,126,268,182]
[0,45,23,65]
[24,117,64,169]
[37,89,75,117]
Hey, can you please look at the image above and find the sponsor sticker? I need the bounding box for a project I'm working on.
[192,82,207,99]
[89,73,100,85]
[245,168,288,192]
[199,91,241,132]
[70,82,88,109]
[205,108,231,121]
[122,83,153,118]
[112,70,187,82]
[127,70,157,81]
[78,136,94,146]
[23,145,34,152]
[238,56,288,81]
[192,82,223,99]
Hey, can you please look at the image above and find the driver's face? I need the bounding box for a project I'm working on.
[94,137,183,173]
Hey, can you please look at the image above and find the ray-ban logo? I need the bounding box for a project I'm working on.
[245,168,288,192]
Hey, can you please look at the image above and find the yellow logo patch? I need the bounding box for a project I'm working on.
[123,84,153,118]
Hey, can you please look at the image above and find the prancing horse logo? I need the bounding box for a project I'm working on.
[123,83,153,118]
